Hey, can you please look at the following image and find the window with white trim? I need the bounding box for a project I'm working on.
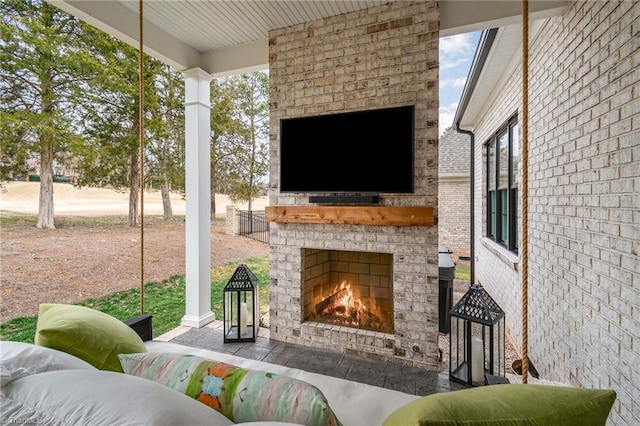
[486,117,519,252]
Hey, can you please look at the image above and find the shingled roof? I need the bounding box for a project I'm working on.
[439,129,470,175]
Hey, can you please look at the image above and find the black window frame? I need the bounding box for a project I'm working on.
[485,116,519,252]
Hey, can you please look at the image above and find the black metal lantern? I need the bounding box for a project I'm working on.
[449,284,506,386]
[223,264,259,343]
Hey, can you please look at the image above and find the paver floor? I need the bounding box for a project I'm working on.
[167,324,467,396]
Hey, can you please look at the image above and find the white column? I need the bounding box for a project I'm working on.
[181,68,215,328]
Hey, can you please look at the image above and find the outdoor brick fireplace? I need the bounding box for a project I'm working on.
[266,1,440,370]
[266,221,440,369]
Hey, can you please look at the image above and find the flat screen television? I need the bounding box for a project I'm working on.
[279,105,414,194]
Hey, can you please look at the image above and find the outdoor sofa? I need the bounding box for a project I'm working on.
[0,304,616,425]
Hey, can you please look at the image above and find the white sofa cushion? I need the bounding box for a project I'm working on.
[0,341,96,385]
[0,369,234,426]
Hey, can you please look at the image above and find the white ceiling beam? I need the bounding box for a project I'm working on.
[440,0,568,37]
[202,39,269,78]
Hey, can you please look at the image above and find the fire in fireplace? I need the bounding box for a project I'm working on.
[314,280,386,331]
[302,249,394,334]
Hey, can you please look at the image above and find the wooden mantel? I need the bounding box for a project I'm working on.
[265,205,434,227]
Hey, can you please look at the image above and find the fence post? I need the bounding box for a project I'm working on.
[226,205,239,235]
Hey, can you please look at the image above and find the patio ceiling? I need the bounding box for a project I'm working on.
[47,0,568,76]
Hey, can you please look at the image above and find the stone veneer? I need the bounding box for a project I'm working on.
[267,1,440,369]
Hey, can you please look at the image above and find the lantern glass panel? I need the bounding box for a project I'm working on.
[449,316,466,382]
[225,291,236,333]
[490,319,505,377]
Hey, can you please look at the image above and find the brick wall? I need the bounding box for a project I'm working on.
[268,1,441,369]
[438,177,471,259]
[438,129,471,260]
[472,51,523,360]
[472,1,639,423]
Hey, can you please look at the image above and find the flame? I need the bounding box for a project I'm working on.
[312,280,388,333]
[332,281,368,321]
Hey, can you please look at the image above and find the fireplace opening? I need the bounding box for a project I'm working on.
[302,249,394,333]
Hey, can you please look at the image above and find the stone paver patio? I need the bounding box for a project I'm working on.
[159,321,468,396]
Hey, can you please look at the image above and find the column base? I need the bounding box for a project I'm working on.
[181,311,216,328]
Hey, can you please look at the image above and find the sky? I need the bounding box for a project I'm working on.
[438,31,481,135]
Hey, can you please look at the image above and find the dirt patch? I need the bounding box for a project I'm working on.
[0,217,268,323]
[0,182,269,323]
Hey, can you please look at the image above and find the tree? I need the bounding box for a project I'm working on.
[2,0,185,226]
[145,63,185,220]
[212,72,269,214]
[69,32,165,226]
[0,111,32,181]
[230,72,269,211]
[209,77,242,218]
[0,0,103,229]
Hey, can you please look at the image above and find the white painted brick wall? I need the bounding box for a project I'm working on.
[471,44,524,357]
[471,1,639,424]
[268,1,440,369]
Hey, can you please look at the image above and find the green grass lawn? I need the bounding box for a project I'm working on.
[455,265,470,281]
[0,256,269,343]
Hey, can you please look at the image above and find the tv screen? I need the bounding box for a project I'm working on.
[279,105,414,194]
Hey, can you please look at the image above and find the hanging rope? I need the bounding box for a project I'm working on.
[521,0,530,384]
[138,0,145,314]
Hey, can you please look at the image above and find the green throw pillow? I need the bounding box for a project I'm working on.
[383,384,616,426]
[119,352,342,426]
[35,303,147,372]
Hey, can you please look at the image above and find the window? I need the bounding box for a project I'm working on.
[486,117,519,251]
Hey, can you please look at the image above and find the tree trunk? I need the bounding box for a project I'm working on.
[247,114,256,233]
[210,190,217,219]
[129,151,140,227]
[36,143,55,230]
[160,134,173,220]
[210,160,217,218]
[36,66,55,230]
[161,182,173,220]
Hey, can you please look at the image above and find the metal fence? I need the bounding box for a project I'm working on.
[238,210,269,244]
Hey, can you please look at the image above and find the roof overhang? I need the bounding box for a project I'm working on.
[454,4,568,130]
[46,0,569,77]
